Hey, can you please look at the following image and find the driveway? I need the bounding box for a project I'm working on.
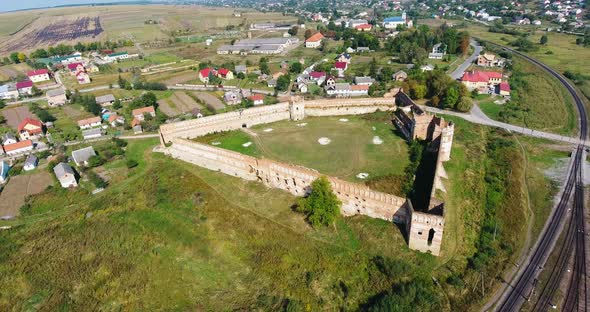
[449,40,482,80]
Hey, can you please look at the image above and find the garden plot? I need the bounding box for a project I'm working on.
[2,106,35,129]
[192,92,225,111]
[0,171,53,218]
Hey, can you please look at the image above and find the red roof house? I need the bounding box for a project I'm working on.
[499,82,511,95]
[335,62,348,70]
[17,118,43,140]
[460,71,502,83]
[355,24,373,31]
[199,67,217,82]
[16,80,33,90]
[217,68,233,79]
[3,140,33,154]
[248,94,265,105]
[310,71,326,79]
[27,69,49,77]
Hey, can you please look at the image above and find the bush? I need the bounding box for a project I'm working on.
[456,97,473,112]
[296,176,341,227]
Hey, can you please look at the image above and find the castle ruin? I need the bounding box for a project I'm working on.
[157,93,453,256]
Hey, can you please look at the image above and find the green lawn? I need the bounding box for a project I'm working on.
[196,113,410,182]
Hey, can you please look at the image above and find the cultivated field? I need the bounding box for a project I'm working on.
[158,91,206,117]
[0,171,53,218]
[2,106,35,129]
[0,63,33,81]
[0,5,294,53]
[196,114,410,182]
[192,91,225,111]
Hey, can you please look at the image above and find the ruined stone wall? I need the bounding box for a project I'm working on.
[303,98,395,116]
[164,138,408,222]
[406,201,445,255]
[159,103,292,144]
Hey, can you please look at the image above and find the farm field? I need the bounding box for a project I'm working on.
[192,92,225,111]
[0,5,293,53]
[0,63,33,82]
[196,113,411,182]
[0,171,53,218]
[2,106,36,129]
[157,91,204,117]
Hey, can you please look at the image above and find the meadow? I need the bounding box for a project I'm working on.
[0,111,568,310]
[195,113,411,183]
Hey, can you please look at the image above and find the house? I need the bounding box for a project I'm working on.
[96,94,116,106]
[86,64,100,73]
[354,76,374,86]
[16,80,33,96]
[108,113,125,127]
[3,140,34,156]
[334,62,348,77]
[27,69,50,83]
[54,163,78,188]
[72,146,96,166]
[78,116,102,130]
[355,24,373,32]
[82,128,103,140]
[309,71,326,85]
[428,43,446,59]
[2,133,17,145]
[104,52,129,62]
[383,11,413,29]
[305,32,324,48]
[393,70,408,81]
[67,62,85,75]
[477,53,505,67]
[76,71,91,84]
[267,79,277,88]
[235,65,247,74]
[0,84,19,100]
[199,68,216,83]
[224,91,242,105]
[296,74,310,84]
[18,118,43,141]
[420,64,434,72]
[514,17,531,25]
[325,83,369,97]
[335,53,352,64]
[348,19,368,28]
[23,154,38,171]
[297,82,308,93]
[249,94,265,105]
[498,82,511,96]
[132,106,156,121]
[460,71,503,93]
[0,161,9,184]
[217,68,234,80]
[356,47,371,53]
[46,88,67,107]
[132,122,143,134]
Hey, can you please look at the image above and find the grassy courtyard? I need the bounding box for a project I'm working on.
[196,113,410,183]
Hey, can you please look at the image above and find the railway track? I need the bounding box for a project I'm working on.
[483,43,588,312]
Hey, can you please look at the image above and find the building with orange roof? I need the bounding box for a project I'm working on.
[3,140,34,156]
[17,118,43,141]
[305,32,325,48]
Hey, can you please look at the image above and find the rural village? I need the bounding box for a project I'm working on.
[0,0,589,311]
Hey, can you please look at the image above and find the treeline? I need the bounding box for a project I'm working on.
[69,92,101,116]
[385,24,470,64]
[118,75,167,91]
[1,40,134,66]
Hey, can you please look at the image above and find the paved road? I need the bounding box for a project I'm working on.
[422,105,586,146]
[449,40,482,80]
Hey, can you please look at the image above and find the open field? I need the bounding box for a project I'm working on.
[2,106,35,129]
[196,114,411,182]
[0,171,53,218]
[158,91,204,116]
[0,5,294,53]
[0,63,33,82]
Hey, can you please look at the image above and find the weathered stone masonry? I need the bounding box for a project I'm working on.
[158,94,453,256]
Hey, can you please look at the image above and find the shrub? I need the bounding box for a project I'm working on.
[296,176,341,227]
[126,159,138,169]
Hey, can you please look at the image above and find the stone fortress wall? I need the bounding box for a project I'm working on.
[158,94,453,256]
[165,138,409,222]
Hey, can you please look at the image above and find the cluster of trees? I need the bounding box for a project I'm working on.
[295,176,341,227]
[70,92,102,116]
[575,31,590,47]
[564,70,590,85]
[385,24,470,64]
[117,75,167,91]
[510,37,538,52]
[403,69,473,112]
[29,103,56,123]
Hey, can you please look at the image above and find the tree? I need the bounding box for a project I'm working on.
[87,155,105,168]
[296,176,341,227]
[288,26,299,36]
[290,62,303,74]
[0,115,5,124]
[0,99,5,109]
[9,52,20,64]
[409,84,426,99]
[540,34,548,45]
[304,29,313,39]
[443,86,460,109]
[259,57,270,75]
[456,97,473,112]
[276,75,291,92]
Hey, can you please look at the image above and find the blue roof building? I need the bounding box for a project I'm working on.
[0,161,10,184]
